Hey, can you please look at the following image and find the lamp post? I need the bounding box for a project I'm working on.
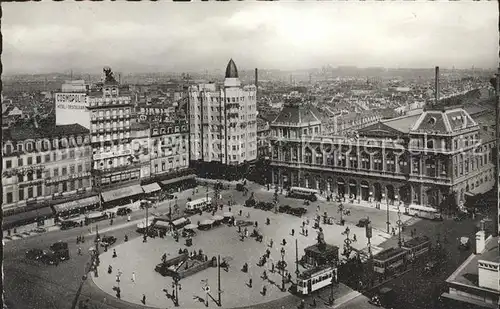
[396,207,404,247]
[280,247,286,292]
[383,193,390,234]
[143,200,150,243]
[171,276,181,307]
[338,203,344,224]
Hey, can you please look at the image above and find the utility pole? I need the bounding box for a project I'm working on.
[218,255,222,307]
[396,207,404,247]
[295,239,299,278]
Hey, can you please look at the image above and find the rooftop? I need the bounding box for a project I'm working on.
[383,114,421,133]
[447,236,499,290]
[272,104,322,125]
[4,122,89,141]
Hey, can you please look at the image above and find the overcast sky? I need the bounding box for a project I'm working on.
[3,2,498,74]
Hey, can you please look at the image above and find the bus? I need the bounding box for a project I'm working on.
[373,247,407,276]
[402,236,431,261]
[296,265,337,295]
[408,205,442,221]
[288,187,318,202]
[85,212,109,225]
[185,197,212,214]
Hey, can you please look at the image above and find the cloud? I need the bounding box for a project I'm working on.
[2,2,497,74]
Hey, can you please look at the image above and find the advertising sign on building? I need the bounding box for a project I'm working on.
[55,93,90,129]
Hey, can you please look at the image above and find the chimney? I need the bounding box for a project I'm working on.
[435,66,440,106]
[255,68,258,97]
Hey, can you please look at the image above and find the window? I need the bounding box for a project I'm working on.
[6,160,11,169]
[36,170,42,179]
[53,168,59,177]
[62,167,67,176]
[27,157,33,165]
[6,192,13,204]
[70,150,75,159]
[36,156,41,164]
[69,181,75,191]
[78,179,83,188]
[27,172,34,181]
[78,164,83,173]
[18,188,24,201]
[27,187,33,199]
[18,174,24,182]
[45,154,50,162]
[70,165,75,174]
[36,185,42,197]
[5,144,12,155]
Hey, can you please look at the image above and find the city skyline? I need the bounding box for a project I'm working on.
[3,2,498,74]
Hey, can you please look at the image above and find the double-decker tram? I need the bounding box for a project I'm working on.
[296,265,337,295]
[288,187,318,202]
[402,236,431,261]
[372,247,407,276]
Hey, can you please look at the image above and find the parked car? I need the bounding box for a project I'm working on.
[356,218,370,228]
[289,207,307,217]
[117,207,132,216]
[100,236,117,247]
[278,205,291,213]
[25,248,45,261]
[60,220,80,230]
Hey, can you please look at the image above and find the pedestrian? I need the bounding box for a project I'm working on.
[266,218,270,225]
[142,294,146,305]
[220,205,223,211]
[255,221,258,228]
[312,298,317,307]
[353,234,357,242]
[291,229,295,236]
[113,249,117,258]
[269,239,273,248]
[127,215,131,222]
[239,209,243,216]
[78,247,82,255]
[248,278,253,288]
[262,285,267,296]
[229,207,232,213]
[271,263,275,273]
[288,273,292,282]
[77,236,80,244]
[305,229,308,237]
[238,225,242,233]
[282,238,287,245]
[247,212,251,218]
[245,230,249,238]
[266,248,271,258]
[132,272,136,283]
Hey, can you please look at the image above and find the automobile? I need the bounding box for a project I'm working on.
[356,218,370,228]
[50,241,68,252]
[117,207,132,216]
[50,241,70,261]
[60,220,80,230]
[164,194,175,200]
[25,248,45,261]
[40,251,59,265]
[100,236,117,247]
[278,205,291,213]
[244,199,256,207]
[255,202,266,210]
[289,207,307,217]
[262,202,275,211]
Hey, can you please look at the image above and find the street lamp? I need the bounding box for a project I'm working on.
[396,207,404,247]
[280,247,286,292]
[171,276,181,307]
[338,203,344,225]
[382,193,390,234]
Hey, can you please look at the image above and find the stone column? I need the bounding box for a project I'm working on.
[382,148,387,172]
[395,155,400,173]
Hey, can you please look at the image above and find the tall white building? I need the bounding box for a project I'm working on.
[55,80,91,129]
[188,59,257,168]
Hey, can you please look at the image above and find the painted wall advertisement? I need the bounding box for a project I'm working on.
[55,93,90,129]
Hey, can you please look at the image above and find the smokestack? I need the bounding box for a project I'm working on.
[435,66,440,106]
[255,68,258,98]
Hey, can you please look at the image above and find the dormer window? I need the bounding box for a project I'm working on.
[428,117,436,125]
[426,140,434,149]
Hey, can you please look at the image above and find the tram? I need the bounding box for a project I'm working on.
[408,205,442,221]
[402,236,431,261]
[296,265,337,295]
[372,247,407,276]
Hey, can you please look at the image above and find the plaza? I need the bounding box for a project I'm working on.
[91,195,413,308]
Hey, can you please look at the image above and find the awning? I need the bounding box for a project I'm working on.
[101,185,144,202]
[184,224,198,230]
[441,292,497,308]
[172,217,187,226]
[155,221,170,229]
[212,215,223,221]
[142,183,161,194]
[200,219,214,226]
[53,196,100,213]
[161,174,196,186]
[3,206,53,228]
